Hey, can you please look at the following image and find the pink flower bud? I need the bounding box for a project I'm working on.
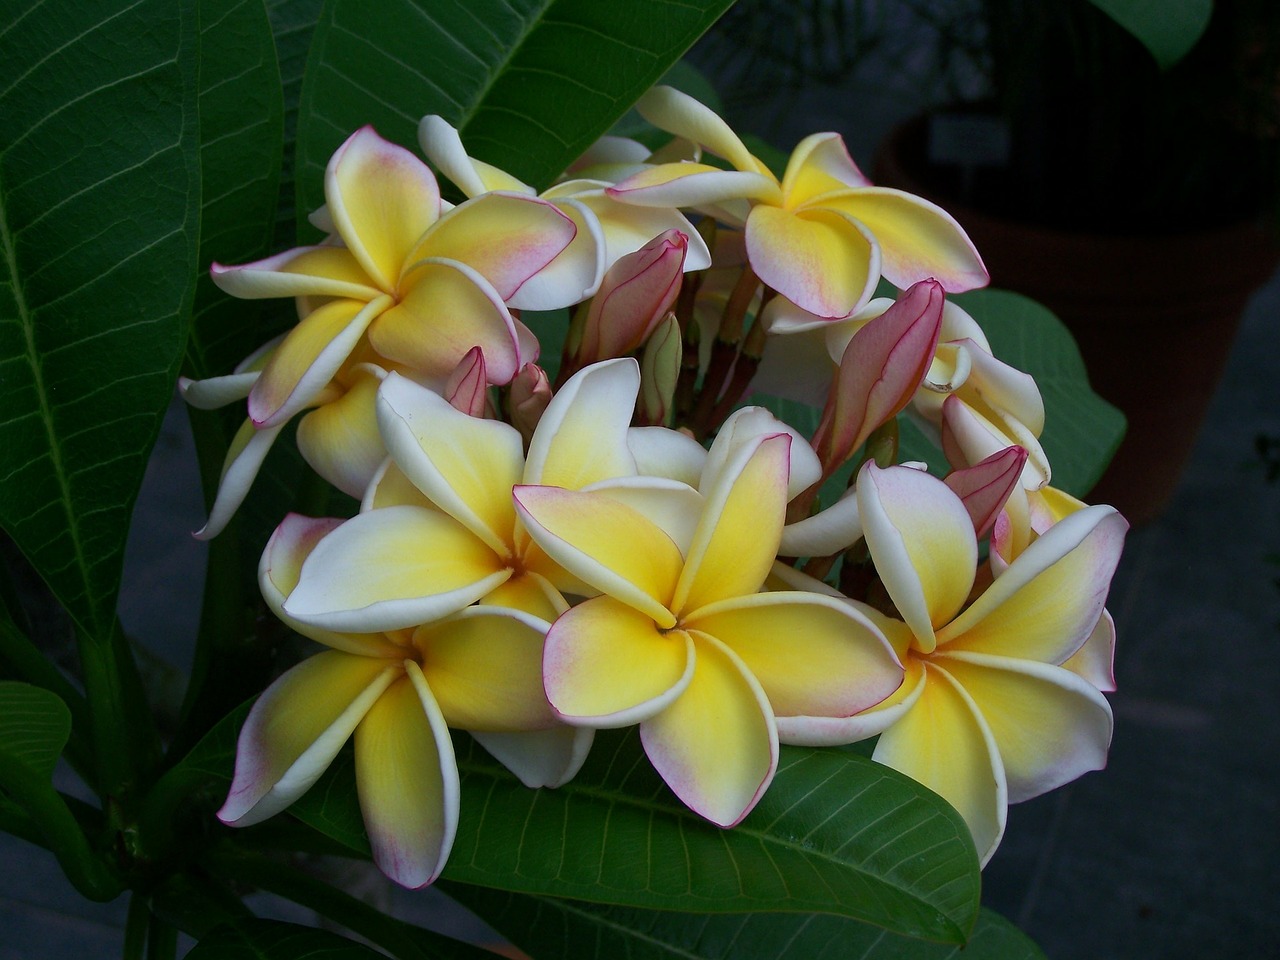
[944,445,1028,539]
[507,362,552,443]
[444,346,488,417]
[577,229,688,364]
[811,279,945,478]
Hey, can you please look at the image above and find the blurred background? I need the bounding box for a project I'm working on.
[4,1,1279,957]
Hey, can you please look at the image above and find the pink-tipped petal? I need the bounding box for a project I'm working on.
[218,652,399,826]
[672,434,790,615]
[524,358,640,488]
[872,661,1008,865]
[210,247,382,301]
[856,462,978,652]
[282,506,511,633]
[512,197,604,307]
[608,163,780,208]
[934,651,1113,803]
[354,664,458,888]
[248,295,389,428]
[194,418,286,540]
[406,192,576,308]
[702,407,821,500]
[326,127,442,292]
[778,648,926,746]
[746,205,879,320]
[258,514,406,658]
[513,486,683,626]
[939,505,1128,664]
[820,187,989,293]
[641,631,778,827]
[543,596,694,726]
[371,258,522,384]
[780,132,872,205]
[686,591,902,717]
[376,372,523,553]
[1061,610,1117,692]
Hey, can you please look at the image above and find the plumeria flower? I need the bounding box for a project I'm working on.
[184,126,580,537]
[779,462,1126,864]
[219,514,582,889]
[991,482,1118,693]
[608,86,987,320]
[418,115,711,300]
[513,429,903,826]
[282,358,701,631]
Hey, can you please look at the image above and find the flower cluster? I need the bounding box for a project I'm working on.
[190,87,1127,887]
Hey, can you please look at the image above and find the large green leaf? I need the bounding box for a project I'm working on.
[447,890,1047,960]
[0,681,71,781]
[951,288,1126,498]
[178,712,979,941]
[1086,0,1212,69]
[188,919,385,959]
[295,0,736,215]
[287,731,978,943]
[264,0,325,245]
[188,0,286,385]
[0,0,201,638]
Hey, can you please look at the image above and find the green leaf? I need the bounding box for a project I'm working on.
[0,681,120,900]
[264,0,326,245]
[188,0,286,384]
[448,890,1047,960]
[1086,0,1212,70]
[182,711,980,942]
[951,288,1126,498]
[0,681,71,781]
[0,0,202,638]
[283,731,979,943]
[295,0,736,215]
[187,919,386,959]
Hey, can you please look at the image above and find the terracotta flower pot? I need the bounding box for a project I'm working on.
[875,118,1279,523]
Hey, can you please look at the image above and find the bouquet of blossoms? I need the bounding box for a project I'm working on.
[0,2,1127,957]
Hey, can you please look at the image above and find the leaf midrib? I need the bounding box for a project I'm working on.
[453,748,970,928]
[0,175,95,635]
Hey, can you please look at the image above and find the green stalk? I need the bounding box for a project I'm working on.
[124,893,150,960]
[79,620,161,803]
[0,751,121,901]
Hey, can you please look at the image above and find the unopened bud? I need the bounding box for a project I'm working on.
[576,229,687,365]
[507,362,552,443]
[639,313,682,426]
[445,347,489,417]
